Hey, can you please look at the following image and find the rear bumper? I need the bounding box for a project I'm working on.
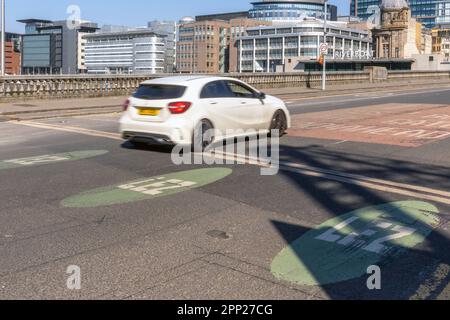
[119,114,193,145]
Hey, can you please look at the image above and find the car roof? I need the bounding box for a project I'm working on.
[141,75,241,86]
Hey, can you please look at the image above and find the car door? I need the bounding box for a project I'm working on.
[223,80,268,131]
[199,80,246,139]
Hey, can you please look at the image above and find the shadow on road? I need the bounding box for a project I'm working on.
[272,144,450,299]
[121,141,174,154]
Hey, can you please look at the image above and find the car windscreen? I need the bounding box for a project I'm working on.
[133,84,187,100]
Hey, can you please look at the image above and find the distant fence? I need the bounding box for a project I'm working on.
[1,70,449,100]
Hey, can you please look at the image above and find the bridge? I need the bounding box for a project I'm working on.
[0,69,449,101]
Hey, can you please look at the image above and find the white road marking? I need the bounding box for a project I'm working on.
[8,120,450,205]
[8,120,122,141]
[209,150,450,206]
[286,87,450,108]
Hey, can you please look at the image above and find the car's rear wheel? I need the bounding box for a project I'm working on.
[192,120,215,152]
[269,110,287,136]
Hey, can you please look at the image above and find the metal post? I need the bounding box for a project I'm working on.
[1,0,5,76]
[322,0,328,91]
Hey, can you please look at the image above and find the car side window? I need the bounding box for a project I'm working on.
[226,81,257,99]
[200,81,233,99]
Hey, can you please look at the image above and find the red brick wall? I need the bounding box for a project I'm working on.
[5,41,21,75]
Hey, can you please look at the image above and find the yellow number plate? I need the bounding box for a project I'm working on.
[138,108,161,116]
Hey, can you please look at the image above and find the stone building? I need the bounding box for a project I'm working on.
[372,0,431,59]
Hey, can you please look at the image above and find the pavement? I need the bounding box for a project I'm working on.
[1,84,450,300]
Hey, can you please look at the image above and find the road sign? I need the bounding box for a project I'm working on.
[319,43,329,55]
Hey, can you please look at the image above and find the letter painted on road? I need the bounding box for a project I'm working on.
[271,201,440,286]
[0,150,109,171]
[61,168,233,208]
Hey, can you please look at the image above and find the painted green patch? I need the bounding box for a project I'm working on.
[62,167,233,208]
[0,150,108,171]
[271,201,440,286]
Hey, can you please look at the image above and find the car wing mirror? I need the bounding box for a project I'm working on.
[256,92,266,103]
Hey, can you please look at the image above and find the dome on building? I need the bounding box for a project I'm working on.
[381,0,409,9]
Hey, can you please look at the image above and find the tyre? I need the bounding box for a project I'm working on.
[192,120,215,152]
[269,110,287,136]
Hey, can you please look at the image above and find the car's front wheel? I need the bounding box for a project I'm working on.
[269,110,288,136]
[192,120,215,152]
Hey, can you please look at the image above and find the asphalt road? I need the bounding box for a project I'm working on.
[1,86,450,300]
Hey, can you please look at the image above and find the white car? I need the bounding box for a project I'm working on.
[120,76,291,150]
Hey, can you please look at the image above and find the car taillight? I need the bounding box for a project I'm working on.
[123,99,130,111]
[168,102,192,114]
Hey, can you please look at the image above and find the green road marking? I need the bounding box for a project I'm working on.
[271,201,441,286]
[61,167,233,208]
[0,150,109,171]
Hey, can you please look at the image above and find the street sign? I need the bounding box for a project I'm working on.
[319,43,329,55]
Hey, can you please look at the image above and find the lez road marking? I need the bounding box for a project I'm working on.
[118,177,197,196]
[10,120,450,205]
[61,168,233,208]
[0,150,109,171]
[271,201,441,286]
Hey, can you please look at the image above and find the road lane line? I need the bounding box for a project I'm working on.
[279,86,450,103]
[8,120,450,204]
[8,120,122,141]
[286,88,450,108]
[211,150,450,205]
[279,161,450,198]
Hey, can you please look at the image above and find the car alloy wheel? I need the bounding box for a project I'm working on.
[270,110,287,136]
[193,120,215,152]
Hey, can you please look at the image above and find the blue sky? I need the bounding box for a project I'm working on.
[7,0,350,33]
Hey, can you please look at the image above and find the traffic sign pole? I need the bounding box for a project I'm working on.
[322,0,328,91]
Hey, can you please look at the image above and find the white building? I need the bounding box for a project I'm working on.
[237,18,372,72]
[83,30,167,74]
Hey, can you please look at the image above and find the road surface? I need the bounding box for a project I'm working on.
[1,85,450,300]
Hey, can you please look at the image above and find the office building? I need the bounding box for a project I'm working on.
[84,30,167,74]
[196,12,249,22]
[436,1,450,26]
[249,0,337,23]
[176,17,270,74]
[177,20,230,73]
[148,21,177,72]
[237,19,373,72]
[351,0,440,29]
[18,19,98,75]
[1,33,22,75]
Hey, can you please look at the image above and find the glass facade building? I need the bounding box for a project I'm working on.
[436,0,450,25]
[19,19,98,75]
[350,0,441,28]
[249,0,337,22]
[20,23,63,75]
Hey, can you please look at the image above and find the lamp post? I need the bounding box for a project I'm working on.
[322,0,328,91]
[1,0,5,76]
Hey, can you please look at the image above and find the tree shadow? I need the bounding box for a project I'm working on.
[271,144,450,300]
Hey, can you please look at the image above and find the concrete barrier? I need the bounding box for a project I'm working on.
[1,70,449,100]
